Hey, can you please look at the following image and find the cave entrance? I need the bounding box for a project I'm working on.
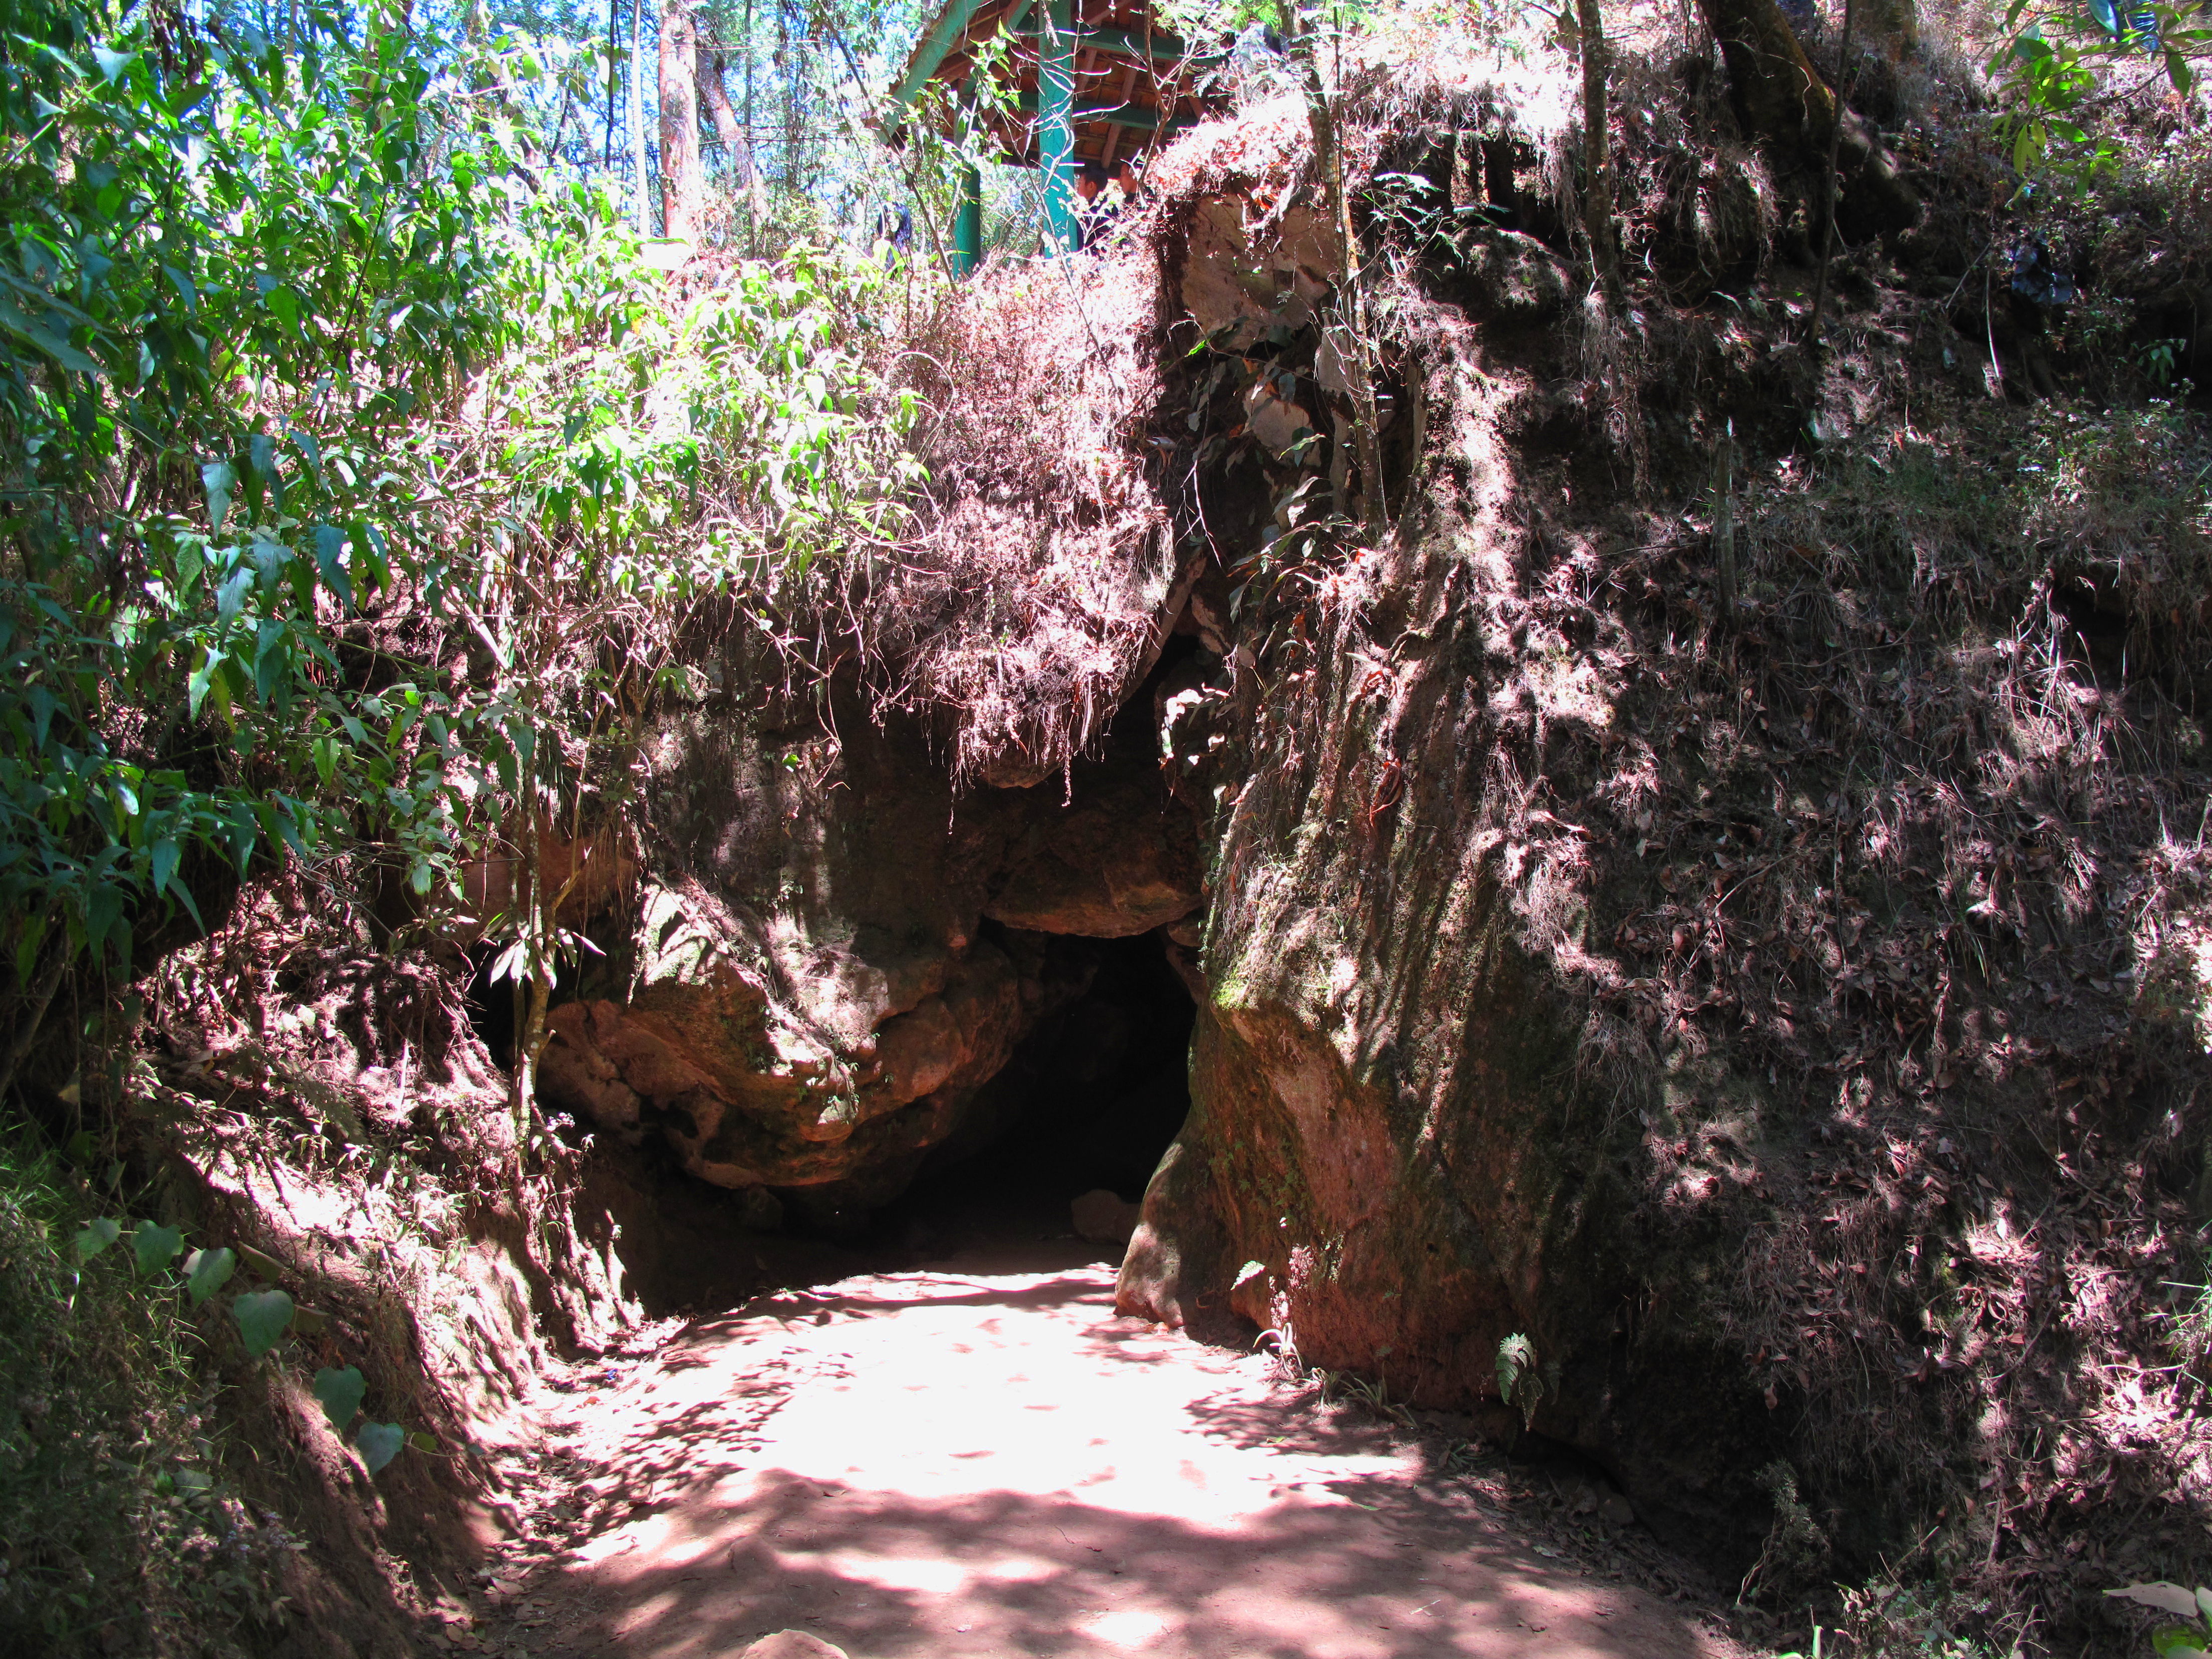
[870,928,1196,1261]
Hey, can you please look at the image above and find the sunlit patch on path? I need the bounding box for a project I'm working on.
[477,1245,1747,1659]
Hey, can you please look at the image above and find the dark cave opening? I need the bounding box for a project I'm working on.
[565,925,1203,1313]
[541,648,1212,1306]
[864,928,1197,1259]
[461,941,580,1072]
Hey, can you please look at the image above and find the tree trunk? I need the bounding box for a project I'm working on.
[604,0,619,169]
[1694,0,1917,234]
[1698,0,1831,144]
[697,46,753,188]
[1573,0,1619,300]
[1806,0,1858,343]
[628,0,648,234]
[1278,0,1386,533]
[659,0,702,242]
[0,933,71,1108]
[1865,0,1917,59]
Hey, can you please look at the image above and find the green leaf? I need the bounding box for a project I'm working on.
[27,685,56,749]
[85,881,123,954]
[215,566,250,626]
[312,523,354,612]
[253,617,289,703]
[355,1420,405,1474]
[183,1245,235,1307]
[90,45,135,83]
[202,460,236,534]
[231,1287,294,1356]
[14,916,47,988]
[2152,1626,2209,1656]
[133,1221,184,1277]
[149,837,179,899]
[312,1365,367,1431]
[73,1216,121,1264]
[0,297,102,375]
[188,647,220,718]
[2167,45,2193,93]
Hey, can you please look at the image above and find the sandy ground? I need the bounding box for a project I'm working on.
[445,1238,1751,1659]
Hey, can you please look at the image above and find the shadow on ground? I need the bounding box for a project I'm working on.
[500,1260,1741,1659]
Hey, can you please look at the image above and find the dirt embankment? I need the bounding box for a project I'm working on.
[1105,33,2212,1657]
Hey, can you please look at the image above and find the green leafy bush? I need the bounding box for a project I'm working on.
[2109,1582,2212,1654]
[0,0,926,1113]
[0,0,511,1053]
[1992,1,2212,177]
[0,1141,290,1656]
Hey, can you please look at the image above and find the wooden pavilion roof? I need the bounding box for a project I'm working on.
[891,0,1224,174]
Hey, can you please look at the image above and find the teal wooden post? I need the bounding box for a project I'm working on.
[1039,0,1076,252]
[954,160,983,275]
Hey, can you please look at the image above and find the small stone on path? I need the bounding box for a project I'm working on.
[737,1635,846,1659]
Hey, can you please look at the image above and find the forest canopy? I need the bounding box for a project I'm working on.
[0,0,934,1112]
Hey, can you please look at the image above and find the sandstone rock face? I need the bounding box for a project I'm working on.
[1115,1133,1238,1337]
[535,706,1201,1212]
[1115,502,1786,1554]
[1107,192,1784,1552]
[985,758,1209,939]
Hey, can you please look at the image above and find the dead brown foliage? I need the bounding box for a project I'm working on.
[836,238,1181,791]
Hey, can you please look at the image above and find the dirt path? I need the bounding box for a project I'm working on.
[448,1240,1752,1659]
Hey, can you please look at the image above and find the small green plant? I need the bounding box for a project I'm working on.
[1497,1331,1543,1428]
[1,1141,292,1653]
[2140,338,2188,388]
[2154,1249,2212,1376]
[1738,1461,1831,1605]
[1834,1573,2013,1657]
[2108,1582,2212,1653]
[74,1211,410,1475]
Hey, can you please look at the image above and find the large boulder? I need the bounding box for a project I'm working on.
[985,757,1206,937]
